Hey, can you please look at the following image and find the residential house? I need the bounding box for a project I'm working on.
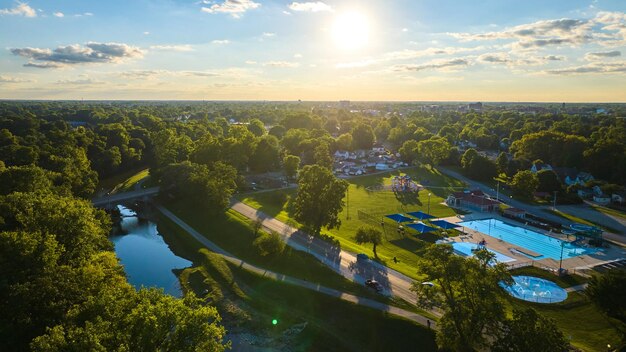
[612,192,626,204]
[530,162,553,173]
[593,194,611,205]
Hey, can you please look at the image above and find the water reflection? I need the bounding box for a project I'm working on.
[111,205,192,297]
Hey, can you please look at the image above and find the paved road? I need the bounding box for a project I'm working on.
[229,201,432,314]
[437,167,626,245]
[92,187,160,206]
[156,205,436,328]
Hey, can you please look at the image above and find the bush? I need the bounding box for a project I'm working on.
[253,231,286,257]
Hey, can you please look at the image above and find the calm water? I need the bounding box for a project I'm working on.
[111,205,192,297]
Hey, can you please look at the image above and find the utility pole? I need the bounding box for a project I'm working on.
[496,180,500,202]
[427,193,432,215]
[346,186,350,220]
[558,241,565,275]
[553,191,558,210]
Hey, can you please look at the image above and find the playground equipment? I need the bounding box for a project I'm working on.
[391,175,420,193]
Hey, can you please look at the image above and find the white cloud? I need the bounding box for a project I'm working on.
[245,60,257,64]
[402,28,409,32]
[53,12,64,18]
[262,32,276,37]
[585,50,621,60]
[392,58,471,72]
[56,77,103,85]
[0,2,37,17]
[201,0,260,18]
[143,31,150,35]
[0,75,32,83]
[150,45,194,52]
[282,10,291,15]
[11,42,143,68]
[211,39,230,44]
[263,61,300,68]
[293,53,303,58]
[336,46,484,68]
[545,61,626,75]
[288,1,333,13]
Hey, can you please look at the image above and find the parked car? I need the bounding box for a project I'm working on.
[356,253,370,262]
[365,279,383,293]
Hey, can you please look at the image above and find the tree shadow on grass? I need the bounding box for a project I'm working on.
[394,191,423,206]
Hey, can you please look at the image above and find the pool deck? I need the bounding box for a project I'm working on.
[438,211,626,273]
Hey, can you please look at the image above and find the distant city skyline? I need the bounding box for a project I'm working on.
[1,0,626,101]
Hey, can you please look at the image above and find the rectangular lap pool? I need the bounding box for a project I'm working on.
[452,242,515,263]
[458,219,597,260]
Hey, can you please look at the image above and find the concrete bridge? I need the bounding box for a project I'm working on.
[92,187,160,208]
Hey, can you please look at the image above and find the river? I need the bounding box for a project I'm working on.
[111,205,192,297]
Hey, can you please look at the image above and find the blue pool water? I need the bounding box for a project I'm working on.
[458,219,596,260]
[451,242,515,263]
[500,275,567,304]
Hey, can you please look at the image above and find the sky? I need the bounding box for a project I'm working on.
[1,0,626,102]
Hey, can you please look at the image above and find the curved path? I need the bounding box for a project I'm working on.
[156,205,436,329]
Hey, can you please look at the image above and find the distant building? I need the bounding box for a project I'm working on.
[504,207,526,219]
[530,162,553,173]
[468,102,483,112]
[612,192,626,204]
[339,100,350,109]
[446,189,498,212]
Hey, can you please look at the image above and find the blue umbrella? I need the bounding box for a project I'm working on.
[430,220,460,230]
[407,223,437,233]
[385,213,414,223]
[407,211,435,220]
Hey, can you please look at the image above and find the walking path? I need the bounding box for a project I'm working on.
[156,205,436,329]
[229,200,429,313]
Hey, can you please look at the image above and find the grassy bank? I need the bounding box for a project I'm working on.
[181,250,437,352]
[239,166,465,279]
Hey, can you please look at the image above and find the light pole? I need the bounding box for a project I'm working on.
[558,240,565,275]
[553,191,557,210]
[427,193,432,215]
[346,186,350,220]
[496,179,500,202]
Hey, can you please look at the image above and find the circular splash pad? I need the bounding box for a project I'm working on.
[500,275,567,303]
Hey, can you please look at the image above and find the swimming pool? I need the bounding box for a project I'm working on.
[451,242,515,263]
[500,275,567,303]
[458,219,596,260]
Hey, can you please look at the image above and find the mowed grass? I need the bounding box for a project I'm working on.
[162,200,398,302]
[505,291,624,352]
[111,168,151,193]
[181,250,437,352]
[239,166,466,280]
[544,209,621,234]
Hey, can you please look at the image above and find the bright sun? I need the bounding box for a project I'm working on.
[331,12,370,50]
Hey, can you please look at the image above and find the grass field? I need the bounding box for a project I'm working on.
[159,200,431,314]
[239,166,466,280]
[544,209,621,233]
[179,250,437,352]
[111,168,151,193]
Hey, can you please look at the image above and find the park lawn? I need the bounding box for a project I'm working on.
[239,166,465,280]
[111,168,151,193]
[96,165,148,193]
[589,203,626,221]
[161,200,415,306]
[506,291,624,352]
[181,250,437,352]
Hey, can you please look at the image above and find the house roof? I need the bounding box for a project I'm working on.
[451,190,498,206]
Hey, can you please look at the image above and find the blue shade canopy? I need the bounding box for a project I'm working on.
[407,223,437,233]
[430,220,460,229]
[407,211,435,220]
[385,214,414,223]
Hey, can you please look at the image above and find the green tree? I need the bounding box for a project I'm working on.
[253,231,286,257]
[247,118,266,137]
[492,308,570,352]
[313,142,333,169]
[410,244,511,351]
[293,165,348,235]
[351,123,375,150]
[496,152,509,175]
[355,227,383,258]
[0,165,53,195]
[250,135,280,173]
[283,155,300,180]
[417,137,451,167]
[586,270,626,321]
[511,170,539,198]
[536,169,562,193]
[461,148,479,169]
[335,133,353,151]
[399,140,419,164]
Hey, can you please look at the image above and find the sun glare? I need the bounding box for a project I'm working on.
[331,11,369,50]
